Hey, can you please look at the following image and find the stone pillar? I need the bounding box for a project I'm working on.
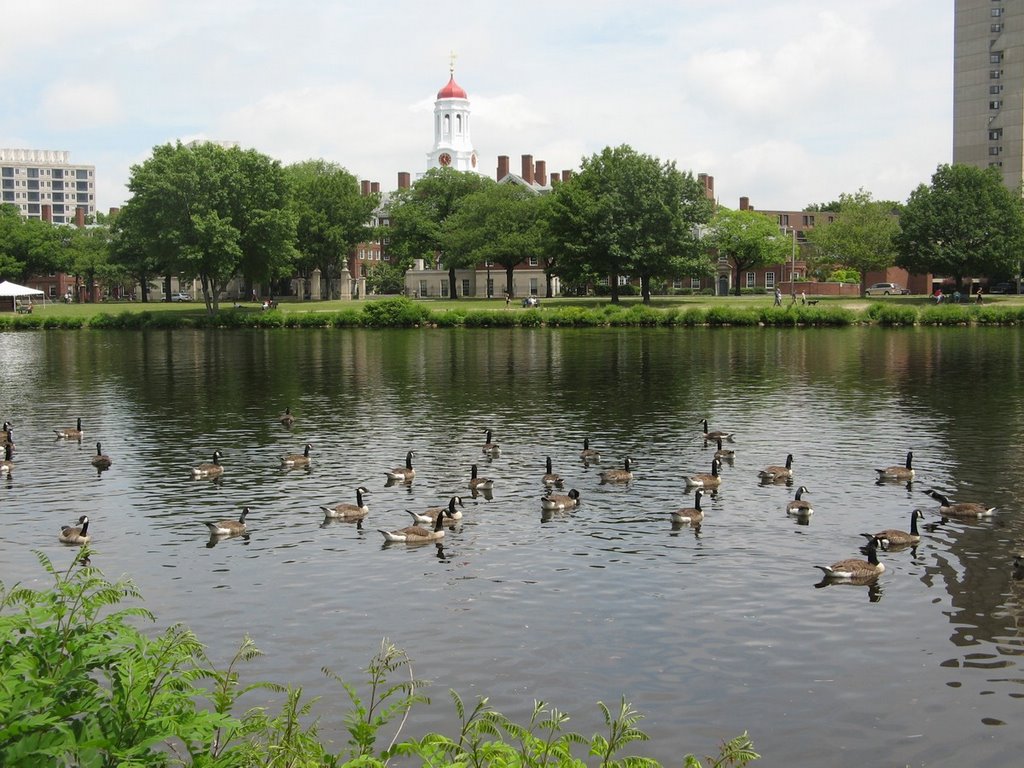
[357,278,366,299]
[339,266,352,300]
[310,268,322,301]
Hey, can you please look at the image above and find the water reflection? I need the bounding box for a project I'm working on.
[2,327,1024,766]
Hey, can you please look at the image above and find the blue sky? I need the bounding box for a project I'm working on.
[0,0,953,212]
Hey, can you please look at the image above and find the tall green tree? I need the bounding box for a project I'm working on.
[62,225,111,301]
[548,145,713,303]
[0,204,64,281]
[117,142,297,312]
[444,183,545,298]
[387,167,493,298]
[285,160,378,299]
[709,208,791,296]
[110,205,162,302]
[804,189,901,295]
[895,163,1024,291]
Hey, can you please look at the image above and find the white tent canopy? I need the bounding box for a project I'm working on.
[0,280,44,297]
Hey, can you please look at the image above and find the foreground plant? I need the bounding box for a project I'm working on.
[0,553,757,767]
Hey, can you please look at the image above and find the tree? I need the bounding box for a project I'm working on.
[0,204,64,281]
[62,225,112,301]
[387,168,493,298]
[117,142,297,312]
[444,183,545,298]
[285,160,378,299]
[708,208,791,296]
[364,262,405,294]
[804,189,901,295]
[895,163,1024,291]
[548,145,713,303]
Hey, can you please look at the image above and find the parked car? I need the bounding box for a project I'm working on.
[169,292,192,302]
[865,282,910,296]
[989,282,1016,294]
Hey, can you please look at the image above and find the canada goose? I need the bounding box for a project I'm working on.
[714,438,735,461]
[320,486,371,519]
[861,508,925,548]
[1013,554,1024,581]
[408,495,465,525]
[205,507,250,536]
[482,430,501,456]
[542,456,564,487]
[541,488,581,510]
[279,407,296,426]
[815,539,885,581]
[700,418,733,442]
[59,515,90,545]
[600,457,633,484]
[191,450,225,479]
[467,463,494,491]
[685,458,722,489]
[0,443,12,475]
[876,451,914,481]
[281,443,312,468]
[786,485,813,517]
[54,417,83,440]
[379,507,449,543]
[671,488,706,524]
[385,451,416,482]
[759,454,794,482]
[1,421,12,448]
[925,489,995,519]
[580,437,601,463]
[90,442,112,470]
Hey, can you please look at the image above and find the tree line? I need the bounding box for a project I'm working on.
[2,140,1021,310]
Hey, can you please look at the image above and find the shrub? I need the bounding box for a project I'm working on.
[865,302,918,326]
[331,308,364,327]
[704,306,760,326]
[361,297,430,327]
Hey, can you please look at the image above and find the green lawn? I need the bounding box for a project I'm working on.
[16,291,1024,318]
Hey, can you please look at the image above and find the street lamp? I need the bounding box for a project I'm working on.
[790,227,797,300]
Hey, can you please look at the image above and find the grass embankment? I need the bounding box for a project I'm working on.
[3,294,1024,329]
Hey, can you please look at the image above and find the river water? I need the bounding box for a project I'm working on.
[1,327,1022,766]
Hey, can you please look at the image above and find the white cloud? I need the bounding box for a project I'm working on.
[38,83,125,129]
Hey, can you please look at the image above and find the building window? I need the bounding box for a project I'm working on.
[691,277,702,290]
[989,161,1003,168]
[990,146,1002,155]
[530,277,538,295]
[75,169,88,179]
[461,278,470,296]
[528,256,538,266]
[672,278,682,289]
[440,280,449,298]
[990,84,1003,94]
[990,100,1002,109]
[27,168,38,178]
[803,214,815,226]
[992,23,1003,32]
[1,191,13,202]
[617,275,629,286]
[765,272,776,288]
[418,279,428,297]
[1,167,13,177]
[991,52,1002,64]
[991,69,1001,79]
[746,272,755,288]
[51,168,63,179]
[27,203,39,214]
[778,214,789,226]
[990,128,1003,140]
[992,7,1003,16]
[27,191,39,202]
[49,285,57,298]
[484,259,493,267]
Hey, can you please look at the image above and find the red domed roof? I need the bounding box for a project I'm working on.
[437,75,468,100]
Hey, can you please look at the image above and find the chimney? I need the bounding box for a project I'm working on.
[75,207,85,228]
[535,160,547,187]
[739,196,750,211]
[521,155,534,185]
[497,155,510,180]
[108,207,120,217]
[370,182,380,194]
[397,171,411,189]
[41,204,52,223]
[698,174,715,199]
[561,169,573,183]
[360,180,371,196]
[550,172,561,185]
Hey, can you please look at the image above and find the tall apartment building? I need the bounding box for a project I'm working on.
[953,0,1024,189]
[0,148,96,224]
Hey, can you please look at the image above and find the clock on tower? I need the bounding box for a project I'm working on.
[438,153,452,167]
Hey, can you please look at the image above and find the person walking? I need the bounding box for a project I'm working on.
[773,287,782,306]
[975,285,984,304]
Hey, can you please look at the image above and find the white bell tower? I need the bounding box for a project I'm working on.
[427,54,479,173]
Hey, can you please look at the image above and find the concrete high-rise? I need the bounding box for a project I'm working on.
[0,148,96,224]
[954,0,1024,189]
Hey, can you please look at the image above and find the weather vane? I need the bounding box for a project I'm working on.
[449,50,457,76]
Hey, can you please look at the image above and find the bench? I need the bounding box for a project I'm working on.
[15,304,33,314]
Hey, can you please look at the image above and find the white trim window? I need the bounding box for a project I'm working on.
[691,277,701,289]
[765,271,776,288]
[746,272,756,288]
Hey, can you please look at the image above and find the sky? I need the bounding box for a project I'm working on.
[0,0,953,213]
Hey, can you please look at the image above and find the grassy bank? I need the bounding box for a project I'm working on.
[3,295,1024,329]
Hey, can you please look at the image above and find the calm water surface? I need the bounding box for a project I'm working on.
[1,327,1023,766]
